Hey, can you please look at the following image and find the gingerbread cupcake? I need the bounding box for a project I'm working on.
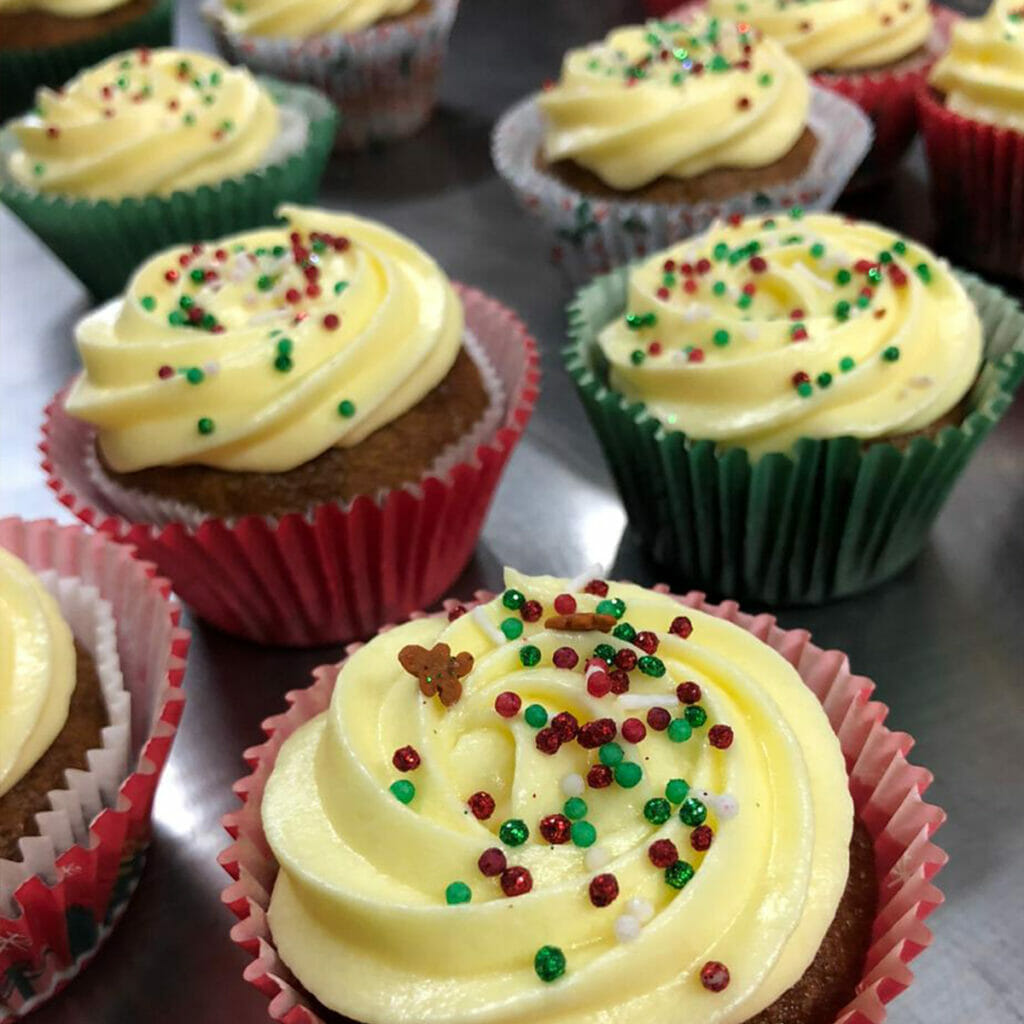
[564,210,1024,604]
[493,16,870,281]
[204,0,459,150]
[221,567,947,1024]
[0,48,336,299]
[44,205,539,646]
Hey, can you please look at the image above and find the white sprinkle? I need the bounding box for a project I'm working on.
[792,261,835,293]
[203,361,220,375]
[569,563,605,591]
[625,898,654,924]
[561,773,585,798]
[742,323,759,341]
[681,303,710,323]
[714,794,740,820]
[616,693,670,710]
[471,605,506,644]
[585,846,611,872]
[614,914,642,943]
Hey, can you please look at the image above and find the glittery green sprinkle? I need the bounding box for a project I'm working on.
[534,945,566,982]
[630,349,646,366]
[499,819,529,846]
[679,797,707,826]
[644,797,672,825]
[502,589,525,610]
[816,371,833,388]
[520,645,542,668]
[612,622,636,642]
[684,705,708,727]
[665,860,695,889]
[834,300,851,321]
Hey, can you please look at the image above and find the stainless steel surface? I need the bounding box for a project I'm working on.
[1,1,1022,1020]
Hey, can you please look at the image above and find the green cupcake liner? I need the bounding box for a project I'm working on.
[0,77,338,300]
[0,0,173,121]
[564,266,1024,606]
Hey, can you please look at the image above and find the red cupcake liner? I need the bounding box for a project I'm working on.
[41,285,540,648]
[917,86,1024,282]
[0,518,189,1022]
[218,587,947,1024]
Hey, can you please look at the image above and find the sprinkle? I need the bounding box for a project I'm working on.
[712,328,730,347]
[589,873,619,907]
[197,417,215,435]
[585,846,611,871]
[323,313,340,330]
[626,898,654,924]
[649,839,678,867]
[614,915,642,943]
[883,346,901,362]
[614,762,642,788]
[501,866,533,897]
[524,703,547,727]
[668,718,692,743]
[478,848,506,876]
[563,796,587,819]
[390,779,415,803]
[715,794,740,820]
[392,745,421,772]
[644,797,672,825]
[839,356,856,373]
[665,859,695,889]
[502,588,525,610]
[680,797,707,826]
[691,825,714,851]
[701,961,731,992]
[499,819,529,846]
[669,616,693,637]
[445,881,471,905]
[540,814,572,844]
[666,778,690,804]
[495,691,521,718]
[571,820,597,847]
[915,262,932,284]
[337,399,356,418]
[468,791,496,820]
[501,617,524,640]
[709,724,734,749]
[677,681,701,704]
[534,946,566,983]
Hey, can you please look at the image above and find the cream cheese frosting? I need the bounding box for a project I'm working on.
[218,0,420,38]
[708,0,933,72]
[596,210,982,458]
[537,17,810,191]
[5,48,280,200]
[930,0,1024,133]
[263,568,853,1024]
[0,549,76,800]
[66,205,464,474]
[0,0,130,14]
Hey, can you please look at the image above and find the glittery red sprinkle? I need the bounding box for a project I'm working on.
[669,616,693,638]
[677,681,701,704]
[500,866,533,897]
[586,668,612,698]
[478,847,506,877]
[701,961,731,992]
[589,873,619,908]
[634,631,658,654]
[304,264,320,282]
[648,839,678,868]
[521,599,543,622]
[553,593,577,615]
[709,724,734,749]
[691,825,714,851]
[468,791,496,820]
[334,237,351,252]
[621,718,646,744]
[749,255,768,274]
[614,649,637,672]
[323,313,340,330]
[535,727,561,755]
[680,262,694,276]
[448,604,467,621]
[587,764,613,789]
[495,692,522,718]
[609,668,630,694]
[551,711,579,742]
[578,718,616,749]
[584,579,609,597]
[392,745,421,772]
[540,814,572,844]
[647,707,671,731]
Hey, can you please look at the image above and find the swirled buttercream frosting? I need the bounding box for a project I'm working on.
[0,549,75,800]
[0,0,130,13]
[218,0,419,39]
[537,18,810,191]
[66,205,464,473]
[5,48,280,200]
[930,0,1024,133]
[596,210,982,458]
[263,567,853,1023]
[708,0,933,72]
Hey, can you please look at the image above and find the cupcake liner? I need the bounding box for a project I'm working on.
[0,0,173,121]
[41,284,540,647]
[492,86,872,285]
[0,79,338,301]
[0,518,188,1021]
[0,572,130,910]
[218,587,947,1024]
[917,87,1024,283]
[81,326,506,531]
[205,0,459,151]
[563,266,1024,606]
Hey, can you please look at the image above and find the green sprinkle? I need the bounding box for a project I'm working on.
[183,113,196,126]
[638,655,665,677]
[523,703,547,727]
[790,205,804,219]
[665,859,695,889]
[625,312,644,330]
[445,881,471,905]
[758,72,773,87]
[797,381,813,398]
[274,354,293,373]
[737,293,752,310]
[257,274,273,292]
[168,311,185,326]
[665,778,690,804]
[596,598,626,620]
[502,589,525,610]
[615,762,642,788]
[867,266,882,284]
[915,262,932,284]
[185,367,204,385]
[883,346,901,362]
[809,243,825,259]
[712,280,727,295]
[612,622,636,642]
[713,242,729,260]
[879,250,893,264]
[390,779,415,803]
[668,718,692,743]
[519,646,542,668]
[563,797,587,820]
[684,705,707,728]
[334,281,349,294]
[630,349,646,366]
[644,797,672,825]
[188,268,203,284]
[599,742,624,767]
[32,162,45,177]
[835,268,852,285]
[534,945,566,983]
[834,300,851,321]
[337,399,356,418]
[856,294,871,309]
[839,356,856,372]
[276,337,293,356]
[892,240,907,254]
[140,295,156,312]
[593,642,616,664]
[816,371,833,389]
[679,797,707,826]
[499,819,529,846]
[501,617,524,640]
[570,820,597,847]
[179,295,194,310]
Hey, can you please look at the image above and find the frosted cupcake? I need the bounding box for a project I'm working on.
[221,568,948,1024]
[204,0,459,150]
[707,0,955,179]
[44,206,538,645]
[493,17,870,281]
[564,210,1024,604]
[0,47,337,298]
[0,0,172,119]
[919,0,1024,280]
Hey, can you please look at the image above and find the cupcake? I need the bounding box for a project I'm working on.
[918,0,1024,281]
[0,0,172,120]
[0,518,187,1018]
[204,0,459,151]
[492,16,871,282]
[44,205,539,646]
[0,47,337,299]
[221,567,947,1024]
[705,0,956,180]
[564,210,1024,605]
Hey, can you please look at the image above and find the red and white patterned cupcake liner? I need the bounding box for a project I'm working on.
[218,587,947,1024]
[0,518,188,1022]
[917,85,1024,283]
[41,285,540,648]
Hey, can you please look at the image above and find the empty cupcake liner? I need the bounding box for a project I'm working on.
[0,78,338,301]
[205,0,459,151]
[0,0,173,121]
[492,86,871,285]
[917,87,1024,284]
[0,518,188,1021]
[563,266,1024,606]
[218,587,947,1024]
[42,284,540,648]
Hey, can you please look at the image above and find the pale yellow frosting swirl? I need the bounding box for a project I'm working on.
[708,0,933,71]
[538,18,810,191]
[219,0,419,38]
[930,0,1024,133]
[0,0,129,14]
[5,49,280,200]
[597,211,982,458]
[0,549,76,800]
[66,205,464,474]
[264,568,852,1024]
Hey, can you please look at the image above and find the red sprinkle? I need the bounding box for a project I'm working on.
[447,604,467,621]
[535,727,561,755]
[663,259,676,272]
[790,308,805,320]
[609,669,630,694]
[683,279,698,295]
[587,764,613,789]
[468,791,496,820]
[495,692,522,718]
[157,365,174,379]
[648,839,679,868]
[647,707,671,731]
[669,616,693,638]
[749,255,768,274]
[634,630,659,654]
[521,599,543,622]
[323,313,340,330]
[553,593,577,615]
[539,814,572,845]
[677,681,701,705]
[701,961,731,993]
[688,348,705,363]
[164,269,179,283]
[614,649,637,672]
[589,873,619,908]
[648,341,663,356]
[690,825,714,852]
[696,258,712,275]
[709,724,734,749]
[656,287,670,301]
[584,579,609,597]
[621,718,647,744]
[285,288,302,304]
[578,718,616,748]
[478,848,506,876]
[586,668,612,699]
[792,370,811,386]
[551,711,579,742]
[500,866,533,897]
[392,746,420,771]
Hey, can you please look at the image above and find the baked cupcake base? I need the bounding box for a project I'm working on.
[0,0,158,49]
